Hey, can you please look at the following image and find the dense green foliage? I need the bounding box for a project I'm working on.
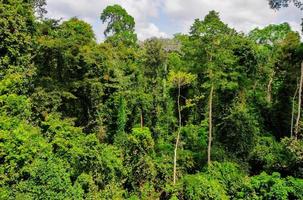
[1,1,303,199]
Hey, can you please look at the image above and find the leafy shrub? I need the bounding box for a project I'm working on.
[281,138,303,178]
[241,172,303,200]
[249,136,283,174]
[207,162,247,199]
[219,104,259,159]
[174,173,229,200]
[14,157,81,200]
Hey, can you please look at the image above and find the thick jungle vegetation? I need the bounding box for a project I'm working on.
[1,0,303,199]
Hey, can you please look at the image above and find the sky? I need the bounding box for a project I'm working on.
[45,0,303,42]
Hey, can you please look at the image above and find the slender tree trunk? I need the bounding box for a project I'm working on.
[207,84,214,166]
[267,71,274,103]
[291,85,298,137]
[253,80,257,92]
[294,62,303,140]
[140,109,144,129]
[163,62,167,98]
[173,79,181,185]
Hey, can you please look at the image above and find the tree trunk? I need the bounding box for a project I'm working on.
[140,110,144,129]
[294,62,303,140]
[207,84,214,166]
[173,79,182,185]
[163,62,167,98]
[267,71,274,103]
[291,84,298,137]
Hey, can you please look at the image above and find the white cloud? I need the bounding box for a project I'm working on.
[45,0,166,41]
[163,0,302,34]
[45,0,302,41]
[137,23,169,40]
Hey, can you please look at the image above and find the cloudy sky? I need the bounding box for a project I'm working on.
[45,0,303,41]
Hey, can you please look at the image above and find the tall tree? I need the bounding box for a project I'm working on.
[142,38,168,134]
[0,0,37,95]
[267,0,303,139]
[185,11,239,165]
[249,23,293,103]
[294,62,303,139]
[100,4,137,46]
[31,18,104,132]
[168,71,195,184]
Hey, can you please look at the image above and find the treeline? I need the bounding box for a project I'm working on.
[1,1,303,199]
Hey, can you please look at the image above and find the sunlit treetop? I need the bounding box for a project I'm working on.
[249,23,294,45]
[100,4,137,46]
[100,4,135,37]
[190,11,235,38]
[59,18,95,44]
